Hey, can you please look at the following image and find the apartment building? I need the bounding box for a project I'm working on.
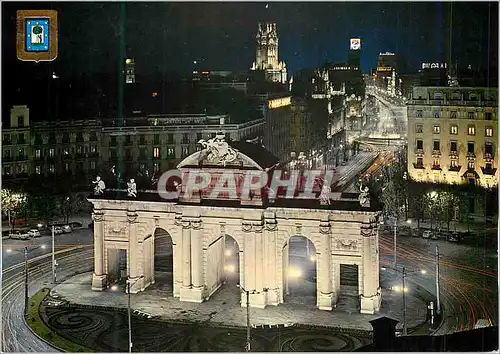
[2,106,264,183]
[407,87,498,188]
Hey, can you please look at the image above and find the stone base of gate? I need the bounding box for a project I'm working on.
[91,274,107,291]
[318,291,336,311]
[266,288,280,306]
[360,291,381,314]
[240,291,268,309]
[179,286,205,303]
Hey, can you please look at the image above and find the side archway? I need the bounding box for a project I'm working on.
[145,227,174,296]
[282,235,318,307]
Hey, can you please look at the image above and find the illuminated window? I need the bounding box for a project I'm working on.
[416,124,423,133]
[167,147,175,158]
[486,127,493,137]
[433,158,440,167]
[63,148,69,156]
[35,149,41,159]
[64,163,69,172]
[49,164,55,173]
[450,111,457,119]
[468,125,475,135]
[468,161,475,170]
[450,160,458,168]
[153,147,160,159]
[35,166,41,174]
[153,162,159,172]
[182,146,189,157]
[450,125,458,135]
[90,161,96,170]
[49,148,55,157]
[433,125,440,134]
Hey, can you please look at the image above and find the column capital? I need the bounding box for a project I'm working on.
[126,211,138,223]
[242,221,264,233]
[264,219,277,231]
[92,210,104,222]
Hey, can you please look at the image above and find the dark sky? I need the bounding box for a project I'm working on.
[2,1,498,77]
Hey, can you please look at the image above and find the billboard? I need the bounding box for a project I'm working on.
[350,38,361,50]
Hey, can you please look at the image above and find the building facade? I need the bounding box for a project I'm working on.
[407,87,498,188]
[2,106,265,183]
[250,22,287,84]
[261,95,292,163]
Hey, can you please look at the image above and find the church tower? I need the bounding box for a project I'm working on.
[251,22,287,84]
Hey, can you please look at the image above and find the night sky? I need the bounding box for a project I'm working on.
[2,2,498,77]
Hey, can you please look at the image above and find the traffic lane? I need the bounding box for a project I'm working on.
[379,232,498,332]
[2,247,93,352]
[2,228,93,268]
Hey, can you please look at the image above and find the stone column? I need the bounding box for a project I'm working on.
[250,223,267,308]
[360,218,381,314]
[264,214,279,305]
[189,219,204,300]
[182,221,192,287]
[127,210,143,293]
[92,210,107,291]
[318,220,334,310]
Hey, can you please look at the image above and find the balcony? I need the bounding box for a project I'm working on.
[449,150,458,157]
[448,165,461,172]
[415,148,424,155]
[481,166,497,176]
[432,149,441,157]
[484,153,494,161]
[466,152,476,159]
[431,164,442,171]
[413,162,425,169]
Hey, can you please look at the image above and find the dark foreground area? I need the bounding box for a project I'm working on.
[38,295,372,352]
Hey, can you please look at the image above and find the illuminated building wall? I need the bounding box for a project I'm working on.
[407,86,498,188]
[263,95,292,162]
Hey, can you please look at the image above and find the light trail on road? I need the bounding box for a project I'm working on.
[1,246,94,352]
[379,232,498,334]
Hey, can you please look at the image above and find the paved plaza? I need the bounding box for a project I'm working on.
[50,269,432,333]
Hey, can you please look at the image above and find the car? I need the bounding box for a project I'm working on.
[431,232,439,240]
[9,231,30,240]
[62,225,72,233]
[69,221,83,229]
[27,229,41,238]
[422,230,432,239]
[53,226,64,235]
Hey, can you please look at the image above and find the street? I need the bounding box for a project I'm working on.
[379,230,498,334]
[1,227,94,352]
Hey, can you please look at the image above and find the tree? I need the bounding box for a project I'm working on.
[1,190,27,230]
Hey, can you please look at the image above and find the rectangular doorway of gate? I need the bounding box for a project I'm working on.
[337,264,360,312]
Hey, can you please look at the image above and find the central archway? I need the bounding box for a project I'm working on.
[282,235,318,307]
[151,227,174,295]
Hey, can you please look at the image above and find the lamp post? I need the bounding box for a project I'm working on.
[388,266,427,336]
[24,244,47,316]
[126,276,144,353]
[435,245,441,314]
[52,226,57,284]
[237,284,256,352]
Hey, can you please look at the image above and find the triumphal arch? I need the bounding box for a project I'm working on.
[88,136,382,314]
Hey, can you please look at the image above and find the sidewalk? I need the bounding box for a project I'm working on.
[51,268,431,333]
[2,213,92,230]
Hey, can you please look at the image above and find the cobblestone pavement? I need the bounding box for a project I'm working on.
[51,270,431,332]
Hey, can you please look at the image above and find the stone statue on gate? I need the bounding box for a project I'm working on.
[359,185,370,207]
[93,176,106,195]
[127,178,137,198]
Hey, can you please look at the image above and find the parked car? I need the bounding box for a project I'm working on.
[62,225,72,233]
[27,229,41,238]
[448,232,462,243]
[431,232,439,240]
[53,226,64,235]
[9,231,30,240]
[69,221,83,229]
[422,230,432,239]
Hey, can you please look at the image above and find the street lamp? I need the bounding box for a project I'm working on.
[237,284,256,352]
[126,276,144,353]
[387,266,427,336]
[24,244,47,316]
